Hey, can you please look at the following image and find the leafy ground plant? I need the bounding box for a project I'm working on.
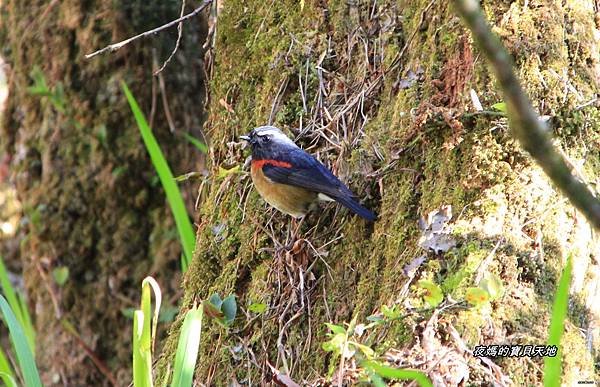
[322,315,432,386]
[132,276,205,387]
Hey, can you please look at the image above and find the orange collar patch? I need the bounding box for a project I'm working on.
[252,159,292,169]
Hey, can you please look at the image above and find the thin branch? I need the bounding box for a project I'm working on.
[85,0,212,59]
[154,0,187,75]
[453,0,600,229]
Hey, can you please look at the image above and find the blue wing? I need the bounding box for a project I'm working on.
[262,148,376,221]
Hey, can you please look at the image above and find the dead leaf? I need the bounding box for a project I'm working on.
[219,98,235,113]
[266,360,300,387]
[418,205,457,253]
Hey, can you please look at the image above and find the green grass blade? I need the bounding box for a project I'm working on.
[182,133,208,154]
[0,295,42,387]
[180,254,188,273]
[0,371,18,387]
[363,360,432,387]
[122,82,195,270]
[141,277,162,352]
[133,310,152,387]
[133,277,162,387]
[18,294,35,354]
[0,257,23,325]
[544,257,572,387]
[0,257,35,354]
[0,348,14,381]
[171,306,203,387]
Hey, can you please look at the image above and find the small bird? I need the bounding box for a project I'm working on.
[240,126,376,221]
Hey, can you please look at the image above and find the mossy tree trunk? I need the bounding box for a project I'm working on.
[1,1,207,385]
[156,0,600,384]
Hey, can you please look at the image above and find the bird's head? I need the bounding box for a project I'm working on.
[240,126,298,157]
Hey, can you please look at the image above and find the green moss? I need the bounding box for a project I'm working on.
[156,0,599,383]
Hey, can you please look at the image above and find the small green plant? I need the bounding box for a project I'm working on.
[322,314,433,386]
[366,304,403,327]
[27,66,66,113]
[491,101,507,113]
[417,280,444,307]
[247,302,267,314]
[202,293,237,328]
[322,316,374,380]
[132,276,205,387]
[132,277,161,387]
[465,273,504,308]
[544,257,572,387]
[122,82,196,271]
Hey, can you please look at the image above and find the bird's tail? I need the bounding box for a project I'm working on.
[336,195,377,221]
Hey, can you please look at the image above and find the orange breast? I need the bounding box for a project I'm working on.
[251,162,317,218]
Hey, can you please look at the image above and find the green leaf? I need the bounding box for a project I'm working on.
[322,333,346,355]
[352,342,375,359]
[366,315,384,323]
[132,311,152,387]
[180,253,188,273]
[0,257,23,326]
[248,302,267,314]
[381,305,401,320]
[122,82,195,271]
[221,295,237,326]
[182,133,208,153]
[132,277,161,387]
[417,280,444,307]
[141,277,162,352]
[362,360,432,387]
[217,166,241,178]
[27,67,50,96]
[208,293,222,309]
[465,287,490,307]
[366,369,387,387]
[0,371,17,387]
[544,257,572,387]
[0,256,35,353]
[491,101,507,113]
[171,307,203,387]
[202,299,224,320]
[52,266,69,287]
[0,349,14,383]
[325,323,347,335]
[480,273,504,300]
[0,295,42,387]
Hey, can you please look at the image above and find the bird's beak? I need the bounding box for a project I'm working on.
[240,135,251,142]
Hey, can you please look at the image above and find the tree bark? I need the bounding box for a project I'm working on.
[1,1,207,385]
[158,0,599,385]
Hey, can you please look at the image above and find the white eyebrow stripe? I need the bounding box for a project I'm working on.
[254,126,298,147]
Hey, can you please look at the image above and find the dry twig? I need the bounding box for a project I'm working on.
[154,0,187,75]
[85,0,212,59]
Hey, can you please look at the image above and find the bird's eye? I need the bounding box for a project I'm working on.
[261,136,271,143]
